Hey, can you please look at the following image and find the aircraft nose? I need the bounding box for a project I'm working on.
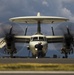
[35,43,43,50]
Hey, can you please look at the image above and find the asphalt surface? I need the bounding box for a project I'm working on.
[0,71,74,75]
[0,58,74,64]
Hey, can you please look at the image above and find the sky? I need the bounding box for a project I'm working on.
[0,0,74,22]
[0,0,74,56]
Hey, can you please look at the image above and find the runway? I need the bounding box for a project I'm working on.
[0,58,74,64]
[0,71,74,75]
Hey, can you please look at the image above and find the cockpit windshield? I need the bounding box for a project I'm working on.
[39,37,44,41]
[33,37,38,41]
[31,36,46,41]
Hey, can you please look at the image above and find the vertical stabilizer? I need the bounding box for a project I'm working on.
[36,12,42,34]
[37,12,40,16]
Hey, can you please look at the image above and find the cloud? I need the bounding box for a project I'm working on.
[0,0,74,22]
[60,8,74,21]
[62,0,74,3]
[60,8,72,17]
[57,0,74,22]
[42,0,49,6]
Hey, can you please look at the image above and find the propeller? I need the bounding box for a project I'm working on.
[24,26,31,57]
[64,26,73,47]
[67,26,70,35]
[55,22,74,58]
[56,22,74,46]
[0,22,24,57]
[9,26,13,34]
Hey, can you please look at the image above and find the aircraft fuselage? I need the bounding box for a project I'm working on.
[28,34,48,57]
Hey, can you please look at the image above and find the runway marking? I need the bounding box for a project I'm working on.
[0,71,74,74]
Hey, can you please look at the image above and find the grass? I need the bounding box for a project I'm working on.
[0,63,74,71]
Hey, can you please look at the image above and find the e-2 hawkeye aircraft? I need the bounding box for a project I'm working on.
[0,12,73,58]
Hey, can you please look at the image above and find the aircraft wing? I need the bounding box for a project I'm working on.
[0,38,6,48]
[14,36,31,43]
[46,36,64,43]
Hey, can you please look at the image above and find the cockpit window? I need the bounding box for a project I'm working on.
[31,36,46,41]
[33,37,38,41]
[39,37,44,41]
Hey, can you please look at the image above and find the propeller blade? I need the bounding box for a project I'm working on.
[9,26,13,34]
[66,26,70,35]
[54,22,74,50]
[0,22,12,37]
[0,22,25,36]
[55,22,74,35]
[0,22,25,56]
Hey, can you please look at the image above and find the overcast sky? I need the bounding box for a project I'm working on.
[0,0,74,53]
[0,0,74,22]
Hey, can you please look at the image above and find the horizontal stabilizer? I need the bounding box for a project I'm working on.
[9,12,69,24]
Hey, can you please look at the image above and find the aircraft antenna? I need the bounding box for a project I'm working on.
[51,26,55,36]
[37,12,40,16]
